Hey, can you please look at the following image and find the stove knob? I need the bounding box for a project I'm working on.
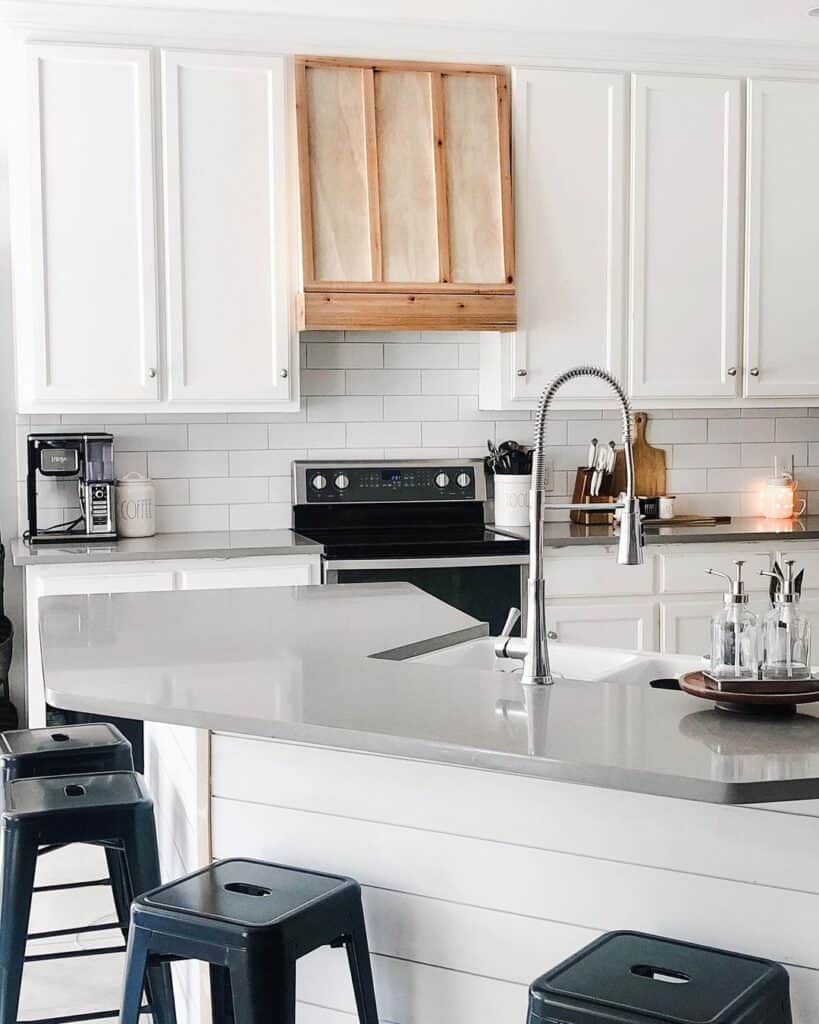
[311,474,327,491]
[434,472,450,489]
[334,473,350,490]
[456,472,471,488]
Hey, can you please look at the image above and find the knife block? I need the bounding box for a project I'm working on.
[570,467,615,525]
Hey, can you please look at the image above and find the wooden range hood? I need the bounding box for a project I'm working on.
[295,56,515,331]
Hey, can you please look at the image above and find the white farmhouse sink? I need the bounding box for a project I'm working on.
[413,637,637,682]
[412,637,700,685]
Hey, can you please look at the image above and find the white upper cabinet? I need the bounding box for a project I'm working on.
[19,44,160,407]
[744,78,819,400]
[500,68,627,403]
[162,51,294,406]
[629,73,743,401]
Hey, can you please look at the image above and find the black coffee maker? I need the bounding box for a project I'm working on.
[26,433,117,543]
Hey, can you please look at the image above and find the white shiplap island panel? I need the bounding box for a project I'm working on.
[211,736,819,1024]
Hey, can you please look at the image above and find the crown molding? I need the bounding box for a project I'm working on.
[2,0,819,73]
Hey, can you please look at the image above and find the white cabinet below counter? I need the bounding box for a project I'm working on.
[12,42,298,414]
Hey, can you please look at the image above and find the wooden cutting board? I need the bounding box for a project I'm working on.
[611,411,667,497]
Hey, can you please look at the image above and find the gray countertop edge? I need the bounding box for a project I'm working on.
[10,530,323,566]
[42,682,812,806]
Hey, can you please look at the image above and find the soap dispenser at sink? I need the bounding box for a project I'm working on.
[705,560,760,682]
[760,560,812,682]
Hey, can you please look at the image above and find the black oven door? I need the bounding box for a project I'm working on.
[326,560,526,636]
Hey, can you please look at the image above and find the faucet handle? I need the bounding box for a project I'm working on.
[499,607,521,639]
[494,607,522,660]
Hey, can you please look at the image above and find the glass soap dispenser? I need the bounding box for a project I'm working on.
[705,560,760,680]
[760,560,812,681]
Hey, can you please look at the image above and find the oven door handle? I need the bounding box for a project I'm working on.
[325,555,530,571]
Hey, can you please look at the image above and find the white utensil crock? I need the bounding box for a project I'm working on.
[115,472,156,537]
[493,474,531,528]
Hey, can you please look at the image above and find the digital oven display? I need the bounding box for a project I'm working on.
[381,470,401,482]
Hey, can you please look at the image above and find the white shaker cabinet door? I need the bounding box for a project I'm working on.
[745,79,819,399]
[20,44,160,407]
[162,51,294,406]
[508,68,627,402]
[629,74,743,400]
[545,600,658,652]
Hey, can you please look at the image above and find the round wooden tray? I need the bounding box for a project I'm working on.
[680,671,819,714]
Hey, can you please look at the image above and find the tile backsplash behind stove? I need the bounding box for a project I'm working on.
[15,332,819,534]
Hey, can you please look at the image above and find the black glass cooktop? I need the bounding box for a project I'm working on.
[293,524,529,561]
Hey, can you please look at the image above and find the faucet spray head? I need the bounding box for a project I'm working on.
[617,495,644,566]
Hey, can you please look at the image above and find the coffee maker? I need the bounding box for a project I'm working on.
[26,433,117,543]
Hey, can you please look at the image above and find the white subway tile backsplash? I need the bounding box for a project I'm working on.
[268,477,292,503]
[347,370,421,395]
[708,418,774,443]
[647,419,707,444]
[268,423,346,449]
[776,418,819,442]
[383,447,459,459]
[385,396,459,421]
[307,396,383,422]
[348,421,421,448]
[149,452,228,478]
[189,423,267,451]
[153,479,190,506]
[300,370,346,396]
[384,344,459,369]
[19,335,819,538]
[115,423,188,452]
[155,505,229,533]
[666,469,708,493]
[306,343,383,369]
[672,444,741,468]
[741,443,806,467]
[421,422,488,447]
[421,369,479,395]
[229,503,291,530]
[189,477,269,505]
[230,450,304,477]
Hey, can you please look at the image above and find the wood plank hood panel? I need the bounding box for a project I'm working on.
[295,55,515,331]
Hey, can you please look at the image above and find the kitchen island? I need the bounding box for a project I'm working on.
[39,583,819,1024]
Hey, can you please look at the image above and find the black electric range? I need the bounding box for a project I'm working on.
[291,459,528,634]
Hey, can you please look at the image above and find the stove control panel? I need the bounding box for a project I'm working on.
[294,461,484,504]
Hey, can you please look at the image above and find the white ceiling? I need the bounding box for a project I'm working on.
[77,0,819,45]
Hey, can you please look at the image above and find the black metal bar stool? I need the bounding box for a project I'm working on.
[0,769,176,1024]
[120,858,379,1024]
[527,930,792,1024]
[0,723,135,946]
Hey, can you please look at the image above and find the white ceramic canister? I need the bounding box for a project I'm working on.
[115,472,156,538]
[493,474,531,528]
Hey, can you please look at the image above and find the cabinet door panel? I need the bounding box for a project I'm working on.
[545,600,657,651]
[629,74,742,400]
[661,600,718,656]
[163,51,292,403]
[26,44,159,404]
[745,79,819,399]
[510,68,627,401]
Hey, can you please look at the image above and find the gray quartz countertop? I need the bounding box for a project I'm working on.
[39,582,819,805]
[492,515,819,547]
[10,530,323,566]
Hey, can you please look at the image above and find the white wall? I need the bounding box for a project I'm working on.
[0,25,24,715]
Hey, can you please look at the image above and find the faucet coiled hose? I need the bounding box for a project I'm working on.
[532,365,634,493]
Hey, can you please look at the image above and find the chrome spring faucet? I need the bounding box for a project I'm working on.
[495,366,645,685]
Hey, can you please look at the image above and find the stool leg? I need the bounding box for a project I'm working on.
[104,847,132,938]
[343,906,380,1024]
[228,951,295,1024]
[120,924,151,1024]
[0,828,38,1024]
[121,828,177,1024]
[209,965,234,1024]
